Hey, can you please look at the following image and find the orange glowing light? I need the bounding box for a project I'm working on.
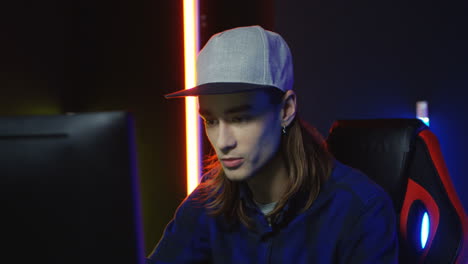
[183,0,201,195]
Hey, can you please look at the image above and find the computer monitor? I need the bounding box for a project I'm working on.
[0,111,144,264]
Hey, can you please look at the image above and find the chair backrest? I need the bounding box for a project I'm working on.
[327,119,468,264]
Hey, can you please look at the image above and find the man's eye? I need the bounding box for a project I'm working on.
[231,116,250,123]
[204,119,218,126]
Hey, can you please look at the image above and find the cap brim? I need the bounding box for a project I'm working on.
[164,82,278,99]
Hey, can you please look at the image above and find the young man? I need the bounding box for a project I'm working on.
[147,26,398,263]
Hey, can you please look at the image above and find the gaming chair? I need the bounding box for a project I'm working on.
[326,119,468,263]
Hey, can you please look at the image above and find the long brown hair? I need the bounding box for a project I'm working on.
[194,89,334,229]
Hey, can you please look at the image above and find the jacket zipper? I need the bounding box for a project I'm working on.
[266,234,273,264]
[266,216,273,264]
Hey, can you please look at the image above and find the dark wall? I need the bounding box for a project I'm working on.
[1,1,63,115]
[275,0,468,212]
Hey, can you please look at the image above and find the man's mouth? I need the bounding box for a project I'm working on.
[221,158,244,169]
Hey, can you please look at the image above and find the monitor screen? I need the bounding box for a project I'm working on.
[0,111,144,264]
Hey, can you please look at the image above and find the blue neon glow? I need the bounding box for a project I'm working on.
[418,117,430,127]
[416,101,430,126]
[421,212,430,249]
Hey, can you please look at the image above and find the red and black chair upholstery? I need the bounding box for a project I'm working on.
[326,119,468,264]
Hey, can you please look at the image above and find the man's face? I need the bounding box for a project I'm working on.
[198,90,283,181]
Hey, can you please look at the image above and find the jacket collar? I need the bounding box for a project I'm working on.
[238,181,310,226]
[237,159,339,225]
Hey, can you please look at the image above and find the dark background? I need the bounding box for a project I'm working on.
[1,0,466,256]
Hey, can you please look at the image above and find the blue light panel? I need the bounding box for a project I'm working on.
[416,101,430,126]
[421,212,430,249]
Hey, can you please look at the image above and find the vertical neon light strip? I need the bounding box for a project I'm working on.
[416,101,430,126]
[183,0,201,195]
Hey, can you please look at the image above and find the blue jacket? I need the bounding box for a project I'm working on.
[147,161,398,263]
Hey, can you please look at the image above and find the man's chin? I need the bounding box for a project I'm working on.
[223,170,252,182]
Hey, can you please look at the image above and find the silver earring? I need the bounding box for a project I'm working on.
[282,125,287,135]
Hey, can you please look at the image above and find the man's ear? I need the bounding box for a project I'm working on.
[280,90,297,127]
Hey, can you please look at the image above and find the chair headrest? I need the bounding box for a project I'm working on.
[327,118,427,212]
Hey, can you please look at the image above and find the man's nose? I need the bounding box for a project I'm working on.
[216,122,236,153]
